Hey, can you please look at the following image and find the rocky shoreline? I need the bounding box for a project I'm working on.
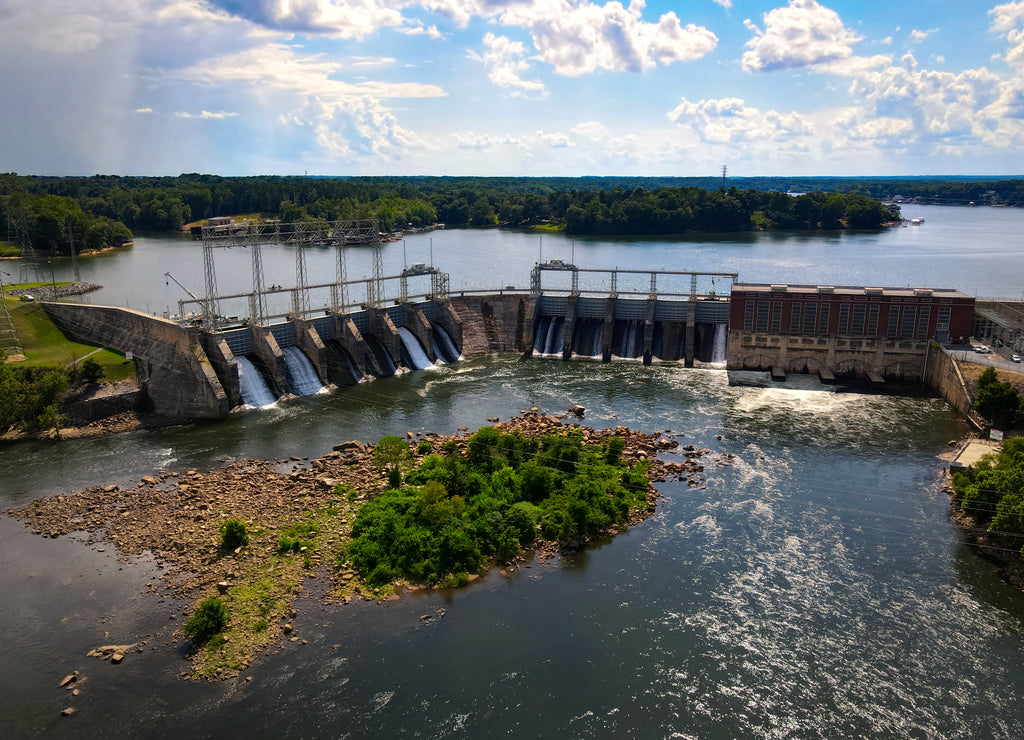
[6,281,101,300]
[8,409,728,680]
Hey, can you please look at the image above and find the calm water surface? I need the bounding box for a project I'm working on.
[3,206,1024,738]
[14,203,1024,314]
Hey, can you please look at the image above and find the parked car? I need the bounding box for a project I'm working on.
[1012,354,1021,363]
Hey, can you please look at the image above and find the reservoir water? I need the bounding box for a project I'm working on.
[3,205,1024,738]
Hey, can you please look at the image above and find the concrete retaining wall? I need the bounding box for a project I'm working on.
[925,345,984,430]
[449,294,535,355]
[43,302,230,419]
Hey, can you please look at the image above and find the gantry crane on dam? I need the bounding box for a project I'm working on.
[189,219,448,331]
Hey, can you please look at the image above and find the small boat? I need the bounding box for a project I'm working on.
[910,218,924,226]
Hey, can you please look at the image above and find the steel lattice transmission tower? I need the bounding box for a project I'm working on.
[293,243,310,318]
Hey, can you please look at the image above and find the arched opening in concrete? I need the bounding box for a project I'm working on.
[740,354,775,370]
[835,359,869,378]
[883,361,923,382]
[787,356,822,374]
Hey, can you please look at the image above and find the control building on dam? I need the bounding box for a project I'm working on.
[37,218,978,422]
[727,283,975,382]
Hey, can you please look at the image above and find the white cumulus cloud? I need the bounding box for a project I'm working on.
[469,33,546,96]
[668,96,814,144]
[742,0,862,73]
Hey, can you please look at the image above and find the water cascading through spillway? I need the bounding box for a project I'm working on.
[282,346,325,396]
[433,325,460,363]
[398,327,433,370]
[236,356,278,407]
[532,316,550,354]
[711,323,727,363]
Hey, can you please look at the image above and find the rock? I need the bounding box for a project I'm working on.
[569,405,585,417]
[110,653,124,664]
[102,485,118,493]
[140,476,157,486]
[61,707,76,717]
[333,440,364,452]
[59,671,79,687]
[487,417,499,422]
[216,581,230,593]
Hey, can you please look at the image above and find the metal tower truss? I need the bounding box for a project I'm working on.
[199,219,380,329]
[333,243,349,313]
[399,263,450,303]
[251,242,267,324]
[294,244,310,318]
[202,242,220,330]
[367,240,385,307]
[431,270,449,301]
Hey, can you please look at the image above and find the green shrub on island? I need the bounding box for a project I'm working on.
[343,427,651,587]
[219,518,249,550]
[277,521,319,554]
[183,597,228,645]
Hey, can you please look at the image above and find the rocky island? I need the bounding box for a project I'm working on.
[9,409,725,680]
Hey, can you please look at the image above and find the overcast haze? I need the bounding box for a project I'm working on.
[3,0,1024,177]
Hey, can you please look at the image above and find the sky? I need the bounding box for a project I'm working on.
[2,0,1024,177]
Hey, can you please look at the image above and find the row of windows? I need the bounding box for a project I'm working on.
[743,301,950,339]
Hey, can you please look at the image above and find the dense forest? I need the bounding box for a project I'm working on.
[4,172,1020,256]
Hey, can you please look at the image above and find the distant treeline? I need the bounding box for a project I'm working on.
[3,173,1020,253]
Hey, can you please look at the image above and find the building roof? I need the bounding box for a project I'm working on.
[732,283,972,300]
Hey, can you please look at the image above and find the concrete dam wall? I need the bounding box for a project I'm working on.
[42,302,230,420]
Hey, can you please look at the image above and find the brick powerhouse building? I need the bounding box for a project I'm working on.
[727,284,974,380]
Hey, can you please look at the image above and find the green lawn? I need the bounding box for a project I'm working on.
[3,294,136,382]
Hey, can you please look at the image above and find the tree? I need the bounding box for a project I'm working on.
[974,367,1021,430]
[373,435,412,488]
[80,358,105,385]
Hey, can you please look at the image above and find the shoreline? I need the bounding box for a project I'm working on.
[7,410,717,680]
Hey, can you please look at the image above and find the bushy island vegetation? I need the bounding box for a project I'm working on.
[345,426,650,588]
[11,414,692,679]
[0,173,928,252]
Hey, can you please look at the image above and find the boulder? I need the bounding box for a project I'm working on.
[333,440,364,452]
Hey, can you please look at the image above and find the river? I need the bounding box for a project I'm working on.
[3,205,1024,738]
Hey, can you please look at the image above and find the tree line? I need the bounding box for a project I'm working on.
[14,172,1021,253]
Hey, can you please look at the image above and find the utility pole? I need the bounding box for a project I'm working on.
[721,165,728,191]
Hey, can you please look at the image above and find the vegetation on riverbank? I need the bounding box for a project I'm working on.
[9,411,712,679]
[1,173,915,242]
[949,438,1024,589]
[1,288,136,436]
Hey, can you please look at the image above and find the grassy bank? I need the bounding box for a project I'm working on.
[3,287,134,381]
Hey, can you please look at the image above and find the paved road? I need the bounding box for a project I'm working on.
[944,348,1023,373]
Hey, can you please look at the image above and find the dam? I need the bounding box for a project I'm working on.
[37,219,980,421]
